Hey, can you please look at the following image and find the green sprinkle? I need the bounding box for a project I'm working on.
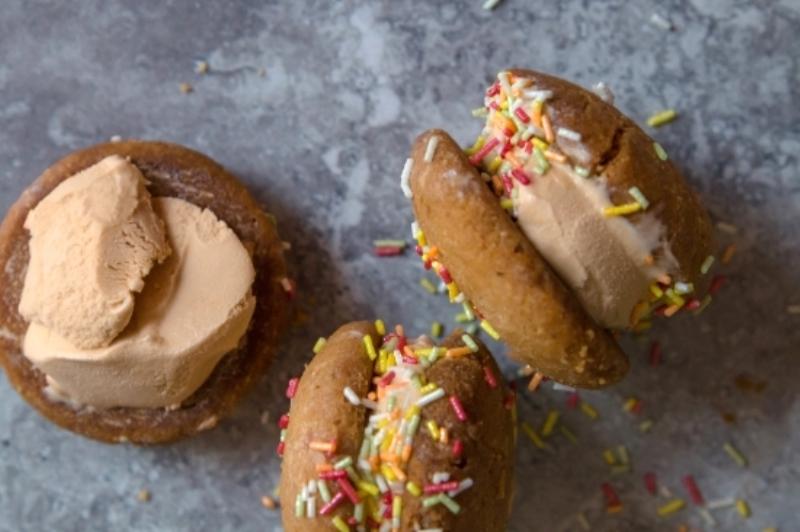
[647,109,677,128]
[723,442,748,467]
[439,494,461,514]
[693,295,713,315]
[373,239,406,248]
[577,512,590,530]
[639,419,654,432]
[334,456,353,470]
[533,146,549,174]
[294,494,304,517]
[422,495,440,508]
[465,323,479,335]
[354,502,364,523]
[654,142,668,160]
[455,313,472,323]
[483,0,503,11]
[657,498,686,517]
[461,334,479,352]
[420,278,437,294]
[701,255,716,274]
[431,321,443,338]
[628,186,650,209]
[312,337,327,354]
[471,107,488,117]
[317,480,331,503]
[427,347,442,364]
[462,302,475,321]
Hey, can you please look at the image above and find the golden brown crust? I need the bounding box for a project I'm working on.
[410,130,629,388]
[508,69,713,283]
[280,321,378,531]
[0,140,290,444]
[279,324,515,531]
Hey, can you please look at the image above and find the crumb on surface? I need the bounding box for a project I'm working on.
[261,495,277,510]
[194,60,209,74]
[179,82,193,94]
[137,489,151,503]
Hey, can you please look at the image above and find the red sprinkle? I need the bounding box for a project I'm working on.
[423,260,432,270]
[489,101,500,111]
[449,395,469,422]
[682,474,705,506]
[276,441,285,456]
[415,244,424,256]
[319,491,346,515]
[500,141,513,157]
[511,167,532,185]
[644,472,657,495]
[502,174,514,194]
[452,439,464,459]
[514,107,531,123]
[437,267,453,284]
[685,297,702,310]
[649,341,662,367]
[278,414,290,429]
[337,477,361,504]
[469,137,500,165]
[379,371,396,387]
[503,391,516,410]
[653,304,669,316]
[483,366,498,389]
[503,127,515,138]
[319,470,348,480]
[423,480,459,494]
[486,82,500,97]
[347,516,358,525]
[566,392,580,409]
[602,482,622,510]
[285,377,300,399]
[709,274,727,295]
[374,246,404,257]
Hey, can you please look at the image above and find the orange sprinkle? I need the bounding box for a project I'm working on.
[544,149,567,163]
[657,273,672,285]
[663,304,681,317]
[532,100,543,127]
[492,175,504,195]
[629,300,650,327]
[439,427,449,444]
[402,444,412,463]
[395,324,405,336]
[427,247,440,260]
[446,347,473,358]
[403,346,416,358]
[722,244,736,264]
[390,463,407,482]
[316,463,334,473]
[643,254,655,266]
[542,114,555,143]
[309,441,335,453]
[369,456,380,471]
[368,391,377,401]
[261,495,277,510]
[528,371,544,391]
[504,152,523,167]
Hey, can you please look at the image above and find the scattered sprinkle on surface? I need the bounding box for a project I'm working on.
[647,109,677,127]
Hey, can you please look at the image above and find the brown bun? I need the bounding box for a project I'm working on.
[410,130,629,388]
[279,322,515,531]
[507,69,713,283]
[0,140,289,444]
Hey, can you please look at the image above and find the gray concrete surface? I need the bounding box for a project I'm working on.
[1,0,798,530]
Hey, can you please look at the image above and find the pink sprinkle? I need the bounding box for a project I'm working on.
[469,137,500,165]
[502,174,514,194]
[379,371,396,387]
[423,481,459,494]
[566,392,580,409]
[649,341,662,367]
[511,168,531,185]
[452,439,464,458]
[489,101,500,111]
[276,441,285,456]
[602,482,621,509]
[682,475,705,506]
[483,366,498,389]
[285,377,300,399]
[709,274,726,295]
[280,277,296,299]
[347,516,359,526]
[337,478,361,504]
[278,414,290,429]
[644,472,657,495]
[503,391,516,410]
[514,107,531,123]
[374,246,404,257]
[449,395,469,422]
[402,354,419,365]
[319,491,346,515]
[415,244,424,256]
[319,470,348,480]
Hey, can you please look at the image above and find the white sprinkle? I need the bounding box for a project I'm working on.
[300,485,308,500]
[109,135,122,143]
[592,82,615,104]
[400,158,414,198]
[522,89,553,101]
[552,383,576,393]
[416,388,446,407]
[698,508,717,527]
[659,485,673,498]
[716,221,739,235]
[650,13,673,31]
[674,281,695,294]
[361,399,380,410]
[482,0,503,11]
[497,71,512,101]
[375,473,389,493]
[411,221,421,239]
[343,386,361,406]
[557,127,582,142]
[454,293,465,304]
[701,255,716,274]
[308,479,317,494]
[424,136,440,162]
[787,305,800,315]
[706,497,736,510]
[448,478,474,497]
[431,472,451,484]
[306,495,316,518]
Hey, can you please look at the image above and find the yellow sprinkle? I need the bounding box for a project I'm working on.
[405,405,420,420]
[446,282,460,301]
[332,516,350,532]
[381,464,396,482]
[647,109,677,127]
[603,202,642,217]
[406,481,421,497]
[426,420,440,440]
[603,449,617,465]
[723,442,747,467]
[431,321,443,338]
[487,156,503,174]
[580,401,599,420]
[653,142,668,160]
[500,198,514,211]
[480,320,501,340]
[374,320,386,336]
[560,425,578,444]
[532,137,549,152]
[650,283,664,298]
[419,383,436,395]
[541,410,560,436]
[722,244,736,264]
[420,278,437,294]
[623,398,638,412]
[617,445,629,465]
[357,481,379,497]
[736,499,751,518]
[639,420,654,432]
[363,335,377,360]
[657,499,685,517]
[521,422,547,450]
[464,135,486,156]
[312,337,327,354]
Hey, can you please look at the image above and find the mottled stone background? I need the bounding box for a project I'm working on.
[1,1,798,531]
